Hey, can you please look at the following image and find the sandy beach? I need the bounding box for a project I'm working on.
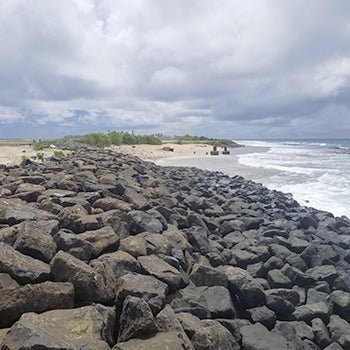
[0,145,64,165]
[109,143,214,162]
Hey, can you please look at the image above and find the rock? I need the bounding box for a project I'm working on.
[0,204,56,225]
[189,263,228,287]
[115,272,168,313]
[266,294,295,319]
[224,266,266,308]
[265,288,300,306]
[311,317,331,348]
[202,286,236,318]
[267,269,292,288]
[248,305,276,330]
[156,305,194,350]
[143,233,173,255]
[119,236,147,257]
[118,296,158,342]
[169,283,210,319]
[50,250,113,303]
[1,304,115,349]
[0,243,50,284]
[275,320,314,341]
[184,226,210,255]
[328,315,350,349]
[323,343,344,350]
[176,312,203,339]
[93,197,132,212]
[53,228,94,261]
[293,301,330,323]
[91,250,141,277]
[0,273,19,289]
[191,320,240,350]
[113,331,190,350]
[138,254,184,292]
[330,290,350,321]
[0,281,74,328]
[306,265,339,284]
[11,220,57,263]
[79,225,119,258]
[240,322,288,350]
[128,210,163,234]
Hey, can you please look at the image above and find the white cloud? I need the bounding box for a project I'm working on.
[1,0,350,138]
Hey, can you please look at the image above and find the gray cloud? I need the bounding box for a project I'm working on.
[1,0,350,139]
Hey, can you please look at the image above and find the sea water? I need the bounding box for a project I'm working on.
[158,139,350,218]
[237,139,350,218]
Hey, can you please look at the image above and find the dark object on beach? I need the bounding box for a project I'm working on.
[162,146,174,152]
[210,146,219,156]
[222,146,230,155]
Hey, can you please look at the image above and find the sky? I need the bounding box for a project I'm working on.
[1,0,350,140]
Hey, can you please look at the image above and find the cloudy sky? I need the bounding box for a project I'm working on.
[1,0,350,139]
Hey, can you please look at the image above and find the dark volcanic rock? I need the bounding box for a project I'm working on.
[0,281,74,328]
[224,266,266,308]
[50,250,113,303]
[115,272,168,313]
[118,296,158,342]
[0,243,50,284]
[128,210,163,234]
[1,304,115,350]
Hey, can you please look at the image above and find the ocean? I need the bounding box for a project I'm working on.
[157,139,350,219]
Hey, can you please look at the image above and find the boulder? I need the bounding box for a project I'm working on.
[311,318,331,348]
[240,322,289,350]
[191,320,240,350]
[53,228,93,261]
[118,296,158,342]
[202,286,236,319]
[1,304,115,349]
[189,263,228,287]
[93,197,132,212]
[156,305,194,350]
[128,210,163,234]
[50,250,113,303]
[11,220,57,263]
[0,281,74,328]
[248,305,276,330]
[91,250,141,277]
[119,236,147,257]
[267,269,292,288]
[115,272,168,313]
[0,273,19,289]
[224,266,266,308]
[0,243,50,284]
[169,283,210,319]
[138,254,184,292]
[79,225,119,258]
[113,331,190,350]
[306,265,339,284]
[328,315,350,349]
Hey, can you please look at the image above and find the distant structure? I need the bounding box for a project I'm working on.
[210,146,219,156]
[222,146,230,155]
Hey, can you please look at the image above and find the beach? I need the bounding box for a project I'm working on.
[0,145,62,165]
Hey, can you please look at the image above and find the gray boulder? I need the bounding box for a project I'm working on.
[138,254,184,292]
[191,320,240,350]
[0,281,74,328]
[1,304,115,350]
[224,266,266,308]
[0,243,50,284]
[50,250,113,303]
[118,296,158,342]
[115,272,168,313]
[128,210,163,234]
[241,322,289,350]
[113,331,190,350]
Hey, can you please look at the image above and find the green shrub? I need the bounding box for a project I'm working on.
[81,133,111,147]
[21,155,27,161]
[36,152,45,161]
[53,150,65,158]
[33,143,44,151]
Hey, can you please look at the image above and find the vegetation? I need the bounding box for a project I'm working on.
[36,152,45,161]
[33,143,44,151]
[53,150,65,158]
[79,132,162,147]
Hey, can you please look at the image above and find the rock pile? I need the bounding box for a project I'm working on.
[0,147,350,349]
